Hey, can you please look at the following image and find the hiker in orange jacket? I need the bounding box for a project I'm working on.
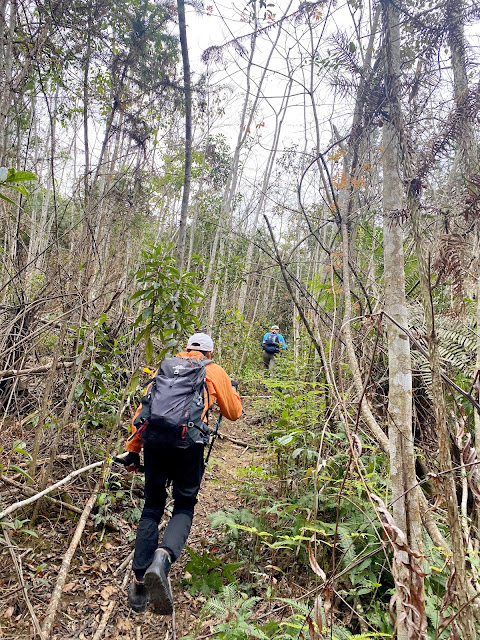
[116,333,242,615]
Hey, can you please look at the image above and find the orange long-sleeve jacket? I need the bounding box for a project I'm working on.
[126,351,242,453]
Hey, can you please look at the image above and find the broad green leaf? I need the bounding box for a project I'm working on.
[13,442,32,459]
[8,465,33,481]
[9,184,28,196]
[74,383,84,399]
[146,337,154,362]
[0,193,15,205]
[6,170,37,182]
[127,371,140,393]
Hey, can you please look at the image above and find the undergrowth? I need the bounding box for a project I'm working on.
[181,358,458,639]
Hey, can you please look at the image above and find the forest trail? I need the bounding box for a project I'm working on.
[0,401,264,640]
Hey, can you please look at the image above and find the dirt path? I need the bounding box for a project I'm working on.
[0,403,262,640]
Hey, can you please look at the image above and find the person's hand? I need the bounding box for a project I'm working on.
[114,451,141,472]
[230,378,239,391]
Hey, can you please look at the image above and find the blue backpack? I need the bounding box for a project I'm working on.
[263,332,280,354]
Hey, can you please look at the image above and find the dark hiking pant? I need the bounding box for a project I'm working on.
[262,351,276,369]
[132,444,204,580]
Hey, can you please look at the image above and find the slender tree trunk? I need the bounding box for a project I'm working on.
[237,76,293,315]
[187,149,208,272]
[391,0,476,630]
[410,192,476,638]
[0,0,14,165]
[28,318,69,481]
[445,0,475,182]
[83,26,91,212]
[204,2,292,300]
[444,0,480,463]
[176,0,192,272]
[381,2,425,637]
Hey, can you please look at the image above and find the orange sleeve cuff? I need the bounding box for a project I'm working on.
[125,406,142,453]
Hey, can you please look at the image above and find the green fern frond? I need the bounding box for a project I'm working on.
[338,526,356,568]
[275,596,311,616]
[203,595,229,618]
[409,307,478,391]
[223,582,240,610]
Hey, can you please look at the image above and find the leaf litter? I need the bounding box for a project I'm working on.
[0,405,272,639]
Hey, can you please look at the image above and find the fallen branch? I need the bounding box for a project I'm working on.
[41,482,100,638]
[92,555,131,640]
[2,523,45,639]
[114,549,135,577]
[1,475,84,515]
[0,460,103,521]
[211,429,267,449]
[0,475,126,532]
[0,358,75,379]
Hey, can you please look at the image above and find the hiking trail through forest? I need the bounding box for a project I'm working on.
[0,399,268,640]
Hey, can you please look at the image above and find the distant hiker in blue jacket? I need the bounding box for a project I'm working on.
[262,325,286,369]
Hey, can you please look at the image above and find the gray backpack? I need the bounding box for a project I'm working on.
[131,356,211,448]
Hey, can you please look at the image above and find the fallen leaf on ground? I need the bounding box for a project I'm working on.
[100,585,117,600]
[116,618,132,631]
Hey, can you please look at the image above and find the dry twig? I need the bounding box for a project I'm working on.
[0,358,74,380]
[2,523,45,639]
[1,475,84,515]
[0,460,103,520]
[41,481,101,638]
[91,562,131,640]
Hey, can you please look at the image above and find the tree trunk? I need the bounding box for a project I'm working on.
[445,0,480,463]
[0,0,14,165]
[410,190,476,638]
[237,76,293,315]
[381,2,425,637]
[176,0,192,272]
[204,2,291,302]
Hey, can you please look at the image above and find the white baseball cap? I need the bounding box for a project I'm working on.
[187,332,214,352]
[271,325,280,331]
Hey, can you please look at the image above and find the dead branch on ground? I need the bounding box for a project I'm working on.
[41,481,101,638]
[2,523,45,639]
[0,460,103,520]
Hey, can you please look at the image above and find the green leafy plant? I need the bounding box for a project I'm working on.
[0,518,38,542]
[195,583,267,640]
[182,547,242,595]
[1,440,34,480]
[0,167,37,204]
[94,471,144,528]
[131,243,204,362]
[74,313,130,429]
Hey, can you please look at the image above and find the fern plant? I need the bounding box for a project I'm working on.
[193,584,268,640]
[409,305,477,401]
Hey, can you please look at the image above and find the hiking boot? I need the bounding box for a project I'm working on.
[144,549,173,615]
[128,579,147,612]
